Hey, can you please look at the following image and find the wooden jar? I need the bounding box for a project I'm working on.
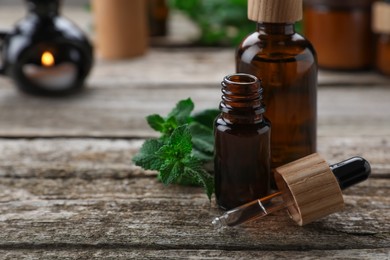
[274,153,344,226]
[372,1,390,76]
[92,0,149,60]
[303,0,374,70]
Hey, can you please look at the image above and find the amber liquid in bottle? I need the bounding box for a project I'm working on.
[236,23,317,172]
[214,74,271,210]
[303,1,373,70]
[376,34,390,76]
[148,0,169,37]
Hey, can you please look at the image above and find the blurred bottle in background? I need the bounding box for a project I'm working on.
[149,0,169,37]
[303,0,374,71]
[372,1,390,76]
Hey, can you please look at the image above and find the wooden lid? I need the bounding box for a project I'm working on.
[248,0,303,23]
[372,2,390,34]
[274,153,345,226]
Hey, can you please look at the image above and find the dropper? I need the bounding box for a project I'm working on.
[212,154,371,228]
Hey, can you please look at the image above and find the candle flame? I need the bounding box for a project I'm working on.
[41,51,55,67]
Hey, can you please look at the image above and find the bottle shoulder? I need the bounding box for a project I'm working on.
[236,31,317,60]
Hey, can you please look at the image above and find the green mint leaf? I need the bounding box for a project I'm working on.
[147,114,178,136]
[157,169,199,186]
[168,124,192,155]
[197,169,214,200]
[168,98,194,125]
[146,114,165,132]
[155,125,194,185]
[191,149,214,162]
[159,160,183,185]
[156,125,192,160]
[163,116,179,136]
[183,156,214,200]
[192,109,220,129]
[189,122,214,155]
[134,98,217,200]
[132,139,164,171]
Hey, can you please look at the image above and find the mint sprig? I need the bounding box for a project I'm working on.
[133,98,219,200]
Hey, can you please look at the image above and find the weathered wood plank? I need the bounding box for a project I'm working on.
[0,139,147,179]
[0,176,387,201]
[0,249,389,260]
[87,50,390,88]
[0,138,388,253]
[0,84,389,138]
[0,177,388,250]
[0,136,388,179]
[74,50,390,87]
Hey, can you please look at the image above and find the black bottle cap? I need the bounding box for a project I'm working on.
[330,157,371,190]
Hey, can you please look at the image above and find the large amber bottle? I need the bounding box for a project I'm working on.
[236,0,317,171]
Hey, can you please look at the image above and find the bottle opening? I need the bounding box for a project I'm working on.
[224,73,259,85]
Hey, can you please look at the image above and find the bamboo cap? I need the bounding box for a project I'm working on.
[274,153,345,226]
[372,2,390,34]
[248,0,303,23]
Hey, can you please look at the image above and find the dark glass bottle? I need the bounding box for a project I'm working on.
[236,0,317,172]
[214,73,271,210]
[148,0,169,37]
[303,0,374,70]
[0,0,93,96]
[373,1,390,76]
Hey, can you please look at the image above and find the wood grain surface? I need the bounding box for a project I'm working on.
[0,136,388,258]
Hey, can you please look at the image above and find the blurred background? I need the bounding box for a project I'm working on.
[0,0,388,136]
[0,0,386,70]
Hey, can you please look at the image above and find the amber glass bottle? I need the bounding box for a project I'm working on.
[236,0,317,172]
[373,1,390,76]
[214,73,271,210]
[303,0,374,70]
[148,0,169,37]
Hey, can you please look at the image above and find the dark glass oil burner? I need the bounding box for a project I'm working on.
[0,0,94,96]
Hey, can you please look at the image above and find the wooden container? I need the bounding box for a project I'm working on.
[274,153,344,226]
[92,0,148,60]
[372,1,390,76]
[303,0,374,70]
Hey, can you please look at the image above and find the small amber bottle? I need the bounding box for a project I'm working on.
[303,0,374,70]
[214,73,271,210]
[372,1,390,76]
[236,0,317,172]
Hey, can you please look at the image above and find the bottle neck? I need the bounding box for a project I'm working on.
[220,74,265,124]
[256,23,296,36]
[26,0,61,17]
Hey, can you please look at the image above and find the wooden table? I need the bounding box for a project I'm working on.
[0,48,389,259]
[0,5,389,259]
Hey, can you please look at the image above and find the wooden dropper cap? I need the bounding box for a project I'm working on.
[212,154,370,228]
[274,153,345,226]
[248,0,303,23]
[372,1,390,34]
